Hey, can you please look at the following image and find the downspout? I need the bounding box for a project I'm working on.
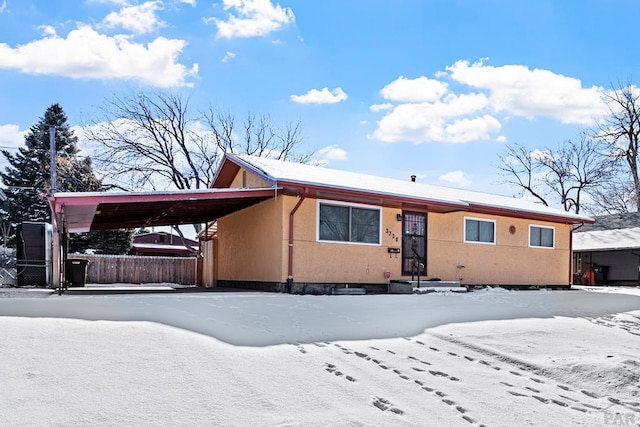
[570,223,585,286]
[287,188,308,293]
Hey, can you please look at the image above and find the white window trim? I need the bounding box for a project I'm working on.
[316,199,382,246]
[529,224,555,249]
[463,216,496,245]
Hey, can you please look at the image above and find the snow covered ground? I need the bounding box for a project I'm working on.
[1,286,639,426]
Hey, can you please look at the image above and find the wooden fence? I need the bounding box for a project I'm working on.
[68,254,198,285]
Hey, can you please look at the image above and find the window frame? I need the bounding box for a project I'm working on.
[463,217,496,245]
[316,200,382,245]
[529,224,555,249]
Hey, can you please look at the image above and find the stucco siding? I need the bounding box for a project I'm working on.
[286,198,403,283]
[427,212,571,285]
[214,191,572,286]
[217,197,284,283]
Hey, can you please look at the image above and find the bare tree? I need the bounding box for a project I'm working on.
[497,143,550,207]
[598,81,640,211]
[84,91,311,244]
[498,133,615,214]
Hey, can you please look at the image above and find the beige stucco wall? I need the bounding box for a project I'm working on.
[217,196,284,283]
[426,212,571,286]
[285,198,404,284]
[212,165,572,286]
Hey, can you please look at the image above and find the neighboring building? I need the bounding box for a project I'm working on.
[203,154,593,293]
[573,213,640,286]
[130,231,198,257]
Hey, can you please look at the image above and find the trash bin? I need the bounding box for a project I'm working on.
[593,266,609,285]
[65,259,89,287]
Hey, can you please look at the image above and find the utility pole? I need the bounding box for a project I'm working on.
[49,126,62,292]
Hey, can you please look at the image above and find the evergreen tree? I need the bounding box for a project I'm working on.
[0,104,133,254]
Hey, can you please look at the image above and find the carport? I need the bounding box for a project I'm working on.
[48,187,278,287]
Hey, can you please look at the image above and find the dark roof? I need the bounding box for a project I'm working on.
[576,212,640,232]
[49,188,277,233]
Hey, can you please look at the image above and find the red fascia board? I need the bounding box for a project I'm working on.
[466,204,595,225]
[51,188,278,208]
[211,154,278,188]
[276,181,467,211]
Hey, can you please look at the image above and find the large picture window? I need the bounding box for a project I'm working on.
[464,217,495,244]
[318,201,380,244]
[530,225,554,248]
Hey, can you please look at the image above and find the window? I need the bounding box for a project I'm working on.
[464,218,495,244]
[318,201,380,244]
[530,225,554,248]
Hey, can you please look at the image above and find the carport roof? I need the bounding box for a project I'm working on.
[49,187,278,233]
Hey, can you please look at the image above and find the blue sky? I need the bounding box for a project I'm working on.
[0,0,637,196]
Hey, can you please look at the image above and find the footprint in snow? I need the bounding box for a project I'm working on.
[571,406,588,413]
[551,399,568,407]
[461,415,476,424]
[581,390,599,399]
[557,385,571,391]
[448,352,458,357]
[530,377,544,384]
[369,346,379,351]
[354,351,370,360]
[429,370,449,378]
[372,397,404,415]
[532,395,549,404]
[559,395,578,402]
[464,356,475,362]
[500,382,514,387]
[508,391,527,397]
[509,371,523,376]
[429,347,440,352]
[525,386,540,393]
[581,402,603,410]
[442,399,455,406]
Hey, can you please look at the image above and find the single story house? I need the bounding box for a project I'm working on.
[205,154,593,293]
[573,213,640,286]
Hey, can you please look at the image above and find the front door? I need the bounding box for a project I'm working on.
[402,211,427,277]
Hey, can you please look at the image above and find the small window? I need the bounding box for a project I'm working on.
[318,201,380,244]
[530,225,554,248]
[464,217,495,244]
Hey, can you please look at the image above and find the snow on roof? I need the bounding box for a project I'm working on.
[573,226,640,251]
[230,154,593,223]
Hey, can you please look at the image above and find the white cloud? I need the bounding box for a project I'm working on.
[0,25,198,87]
[180,0,196,5]
[370,103,393,112]
[38,25,57,37]
[370,59,611,145]
[221,51,236,62]
[439,170,472,187]
[447,59,607,124]
[0,1,7,14]
[290,87,347,104]
[380,76,448,102]
[210,0,295,39]
[372,93,497,143]
[102,1,165,35]
[0,124,25,149]
[317,145,348,162]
